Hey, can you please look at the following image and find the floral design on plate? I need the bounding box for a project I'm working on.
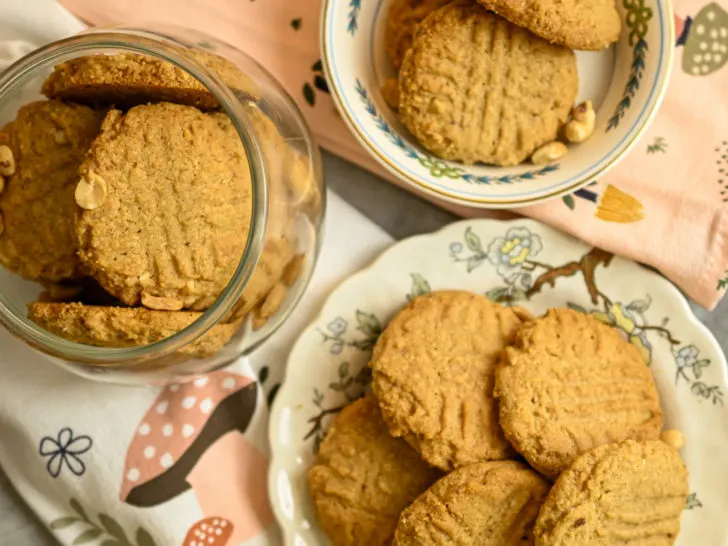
[268,219,728,546]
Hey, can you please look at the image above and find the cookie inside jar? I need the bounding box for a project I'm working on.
[0,44,321,363]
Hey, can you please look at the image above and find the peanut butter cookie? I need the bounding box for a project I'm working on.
[394,461,550,545]
[75,102,252,310]
[308,395,441,546]
[399,1,578,166]
[0,101,103,282]
[370,291,527,471]
[386,0,453,71]
[28,302,240,357]
[495,308,663,478]
[534,440,688,545]
[476,0,621,50]
[42,51,260,110]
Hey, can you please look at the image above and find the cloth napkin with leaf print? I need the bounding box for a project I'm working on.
[58,0,728,310]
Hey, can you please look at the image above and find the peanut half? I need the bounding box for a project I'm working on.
[75,172,107,210]
[0,145,15,176]
[564,100,596,143]
[531,141,568,165]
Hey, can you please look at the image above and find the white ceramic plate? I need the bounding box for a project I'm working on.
[268,219,728,545]
[321,0,674,208]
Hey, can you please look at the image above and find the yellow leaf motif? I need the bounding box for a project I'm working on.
[595,185,644,223]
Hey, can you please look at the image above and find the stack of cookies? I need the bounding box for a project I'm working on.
[308,292,689,545]
[0,52,317,357]
[384,0,617,166]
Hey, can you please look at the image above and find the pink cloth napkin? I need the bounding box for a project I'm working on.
[58,0,728,310]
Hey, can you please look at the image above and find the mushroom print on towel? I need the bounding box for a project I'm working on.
[675,3,728,76]
[120,371,273,545]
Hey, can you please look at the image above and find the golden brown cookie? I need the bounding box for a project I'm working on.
[370,291,527,471]
[495,308,663,478]
[75,102,252,311]
[0,101,103,282]
[27,302,240,357]
[394,461,550,545]
[307,395,440,546]
[42,51,260,110]
[476,0,621,51]
[399,1,578,166]
[386,0,453,71]
[534,440,688,545]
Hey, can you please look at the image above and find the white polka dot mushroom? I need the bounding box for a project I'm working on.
[120,371,272,542]
[182,517,233,546]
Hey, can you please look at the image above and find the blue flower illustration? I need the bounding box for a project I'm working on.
[39,428,92,478]
[487,227,543,283]
[676,345,699,368]
[327,317,348,336]
[450,242,463,254]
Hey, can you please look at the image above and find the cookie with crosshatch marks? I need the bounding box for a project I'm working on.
[370,290,530,471]
[385,0,453,71]
[75,102,252,311]
[307,395,441,546]
[394,461,550,546]
[495,308,663,478]
[42,51,260,110]
[534,440,688,545]
[476,0,621,51]
[398,1,578,166]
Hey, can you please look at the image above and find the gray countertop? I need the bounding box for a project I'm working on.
[2,150,727,545]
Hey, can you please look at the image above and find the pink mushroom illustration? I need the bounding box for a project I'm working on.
[120,371,273,545]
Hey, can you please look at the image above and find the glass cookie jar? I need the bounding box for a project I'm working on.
[0,24,324,384]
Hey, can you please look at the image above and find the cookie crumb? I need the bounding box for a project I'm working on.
[660,429,685,450]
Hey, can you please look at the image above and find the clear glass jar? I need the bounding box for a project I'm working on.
[0,24,324,384]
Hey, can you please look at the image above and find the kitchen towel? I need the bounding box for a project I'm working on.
[57,0,728,310]
[0,6,394,544]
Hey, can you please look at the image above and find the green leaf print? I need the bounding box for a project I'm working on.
[290,18,302,30]
[312,59,323,72]
[303,83,315,107]
[72,528,103,544]
[685,492,703,509]
[267,383,281,408]
[99,514,128,542]
[136,527,157,546]
[355,310,382,337]
[562,195,575,210]
[409,273,431,301]
[259,365,269,385]
[338,361,350,379]
[464,227,483,253]
[69,499,88,522]
[50,517,80,530]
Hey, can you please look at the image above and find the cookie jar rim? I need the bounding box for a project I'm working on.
[0,31,268,365]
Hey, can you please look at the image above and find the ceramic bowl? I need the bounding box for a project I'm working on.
[321,0,674,208]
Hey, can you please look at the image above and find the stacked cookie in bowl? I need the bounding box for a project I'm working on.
[384,0,611,167]
[307,292,689,545]
[0,50,319,361]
